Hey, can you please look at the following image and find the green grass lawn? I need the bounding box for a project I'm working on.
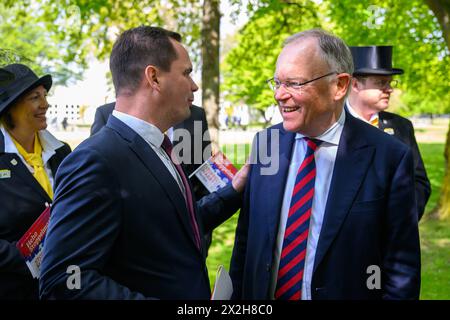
[418,143,449,300]
[207,142,449,299]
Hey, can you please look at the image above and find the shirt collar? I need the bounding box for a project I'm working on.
[112,110,164,148]
[295,108,345,146]
[39,130,64,164]
[1,125,18,154]
[346,100,378,124]
[0,124,63,164]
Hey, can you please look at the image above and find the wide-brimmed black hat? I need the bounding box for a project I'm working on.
[0,68,14,86]
[0,63,52,116]
[350,46,404,76]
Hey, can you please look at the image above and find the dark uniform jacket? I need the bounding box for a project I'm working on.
[379,111,431,220]
[0,130,71,299]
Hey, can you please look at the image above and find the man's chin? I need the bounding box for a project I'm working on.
[173,109,191,126]
[378,100,390,110]
[282,121,302,133]
[185,106,192,118]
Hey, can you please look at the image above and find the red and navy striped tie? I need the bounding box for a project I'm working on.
[275,137,321,300]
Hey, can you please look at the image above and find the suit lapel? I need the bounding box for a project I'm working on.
[107,117,202,252]
[313,113,375,273]
[0,132,52,203]
[261,125,296,247]
[0,153,52,201]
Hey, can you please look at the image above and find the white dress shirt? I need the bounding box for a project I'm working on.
[1,124,64,188]
[112,110,186,196]
[269,109,345,300]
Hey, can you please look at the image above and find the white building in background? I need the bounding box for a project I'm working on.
[47,59,113,126]
[47,103,80,123]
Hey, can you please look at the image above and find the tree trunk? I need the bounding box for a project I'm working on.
[424,0,450,219]
[201,0,221,153]
[439,125,450,219]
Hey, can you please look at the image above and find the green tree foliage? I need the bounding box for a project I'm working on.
[17,0,203,62]
[325,0,450,116]
[223,0,450,117]
[0,0,254,146]
[222,0,321,118]
[1,0,208,84]
[0,2,85,84]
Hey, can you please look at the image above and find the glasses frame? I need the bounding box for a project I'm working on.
[356,77,399,90]
[267,71,337,92]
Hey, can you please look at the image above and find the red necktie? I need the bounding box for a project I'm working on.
[275,137,321,300]
[161,135,201,250]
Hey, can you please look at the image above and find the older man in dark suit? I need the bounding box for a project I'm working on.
[39,26,248,299]
[347,46,431,220]
[230,29,420,300]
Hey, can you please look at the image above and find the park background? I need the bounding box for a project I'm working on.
[1,0,448,299]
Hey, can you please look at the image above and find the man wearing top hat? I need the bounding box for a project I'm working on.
[347,46,431,220]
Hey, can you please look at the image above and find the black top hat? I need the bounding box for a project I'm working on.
[0,68,15,86]
[350,46,404,76]
[0,64,52,116]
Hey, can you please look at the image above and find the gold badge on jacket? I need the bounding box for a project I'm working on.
[0,169,11,179]
[383,128,395,135]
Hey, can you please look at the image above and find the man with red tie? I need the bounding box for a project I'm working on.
[230,29,420,300]
[347,46,431,220]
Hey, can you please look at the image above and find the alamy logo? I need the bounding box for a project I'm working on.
[66,265,81,290]
[366,265,381,290]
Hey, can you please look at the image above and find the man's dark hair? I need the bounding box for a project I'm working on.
[110,26,182,96]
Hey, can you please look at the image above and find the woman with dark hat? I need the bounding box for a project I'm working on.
[0,64,71,299]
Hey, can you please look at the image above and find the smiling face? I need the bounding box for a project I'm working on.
[7,85,49,133]
[274,38,345,137]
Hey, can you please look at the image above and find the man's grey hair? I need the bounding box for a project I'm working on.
[284,28,354,75]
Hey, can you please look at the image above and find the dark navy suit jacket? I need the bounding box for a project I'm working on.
[39,116,241,299]
[230,111,421,300]
[0,132,70,299]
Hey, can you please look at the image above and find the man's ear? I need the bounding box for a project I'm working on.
[351,77,361,93]
[334,73,352,100]
[144,65,159,90]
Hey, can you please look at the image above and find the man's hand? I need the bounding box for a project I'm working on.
[232,162,250,193]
